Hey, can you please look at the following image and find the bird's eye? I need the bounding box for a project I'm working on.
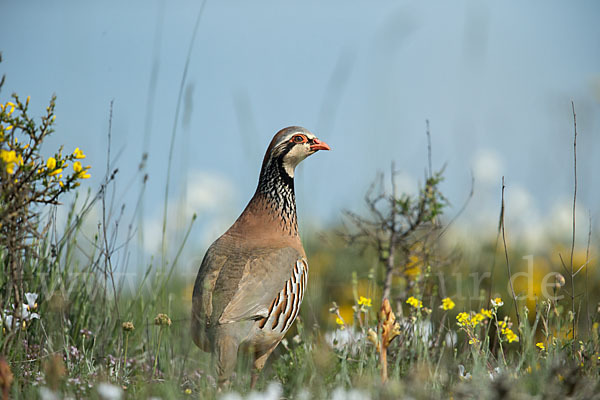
[292,135,305,143]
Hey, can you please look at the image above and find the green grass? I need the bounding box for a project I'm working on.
[1,192,599,399]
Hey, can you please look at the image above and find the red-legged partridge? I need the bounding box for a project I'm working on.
[191,126,330,387]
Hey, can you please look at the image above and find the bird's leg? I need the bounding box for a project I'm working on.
[250,368,261,390]
[250,342,278,389]
[215,335,239,389]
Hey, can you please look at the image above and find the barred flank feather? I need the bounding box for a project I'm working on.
[258,259,308,333]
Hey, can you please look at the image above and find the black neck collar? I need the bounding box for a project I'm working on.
[256,157,297,234]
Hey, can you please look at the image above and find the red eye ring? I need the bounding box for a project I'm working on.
[291,135,306,144]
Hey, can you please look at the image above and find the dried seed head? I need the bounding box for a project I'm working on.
[154,313,171,327]
[122,321,135,332]
[555,274,566,288]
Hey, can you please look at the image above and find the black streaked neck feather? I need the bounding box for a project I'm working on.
[256,156,297,235]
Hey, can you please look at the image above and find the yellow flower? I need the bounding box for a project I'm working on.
[480,308,492,318]
[441,297,455,311]
[79,167,91,179]
[73,161,83,173]
[456,312,470,326]
[498,320,507,329]
[406,296,423,309]
[503,328,519,343]
[184,388,192,395]
[335,316,345,330]
[46,157,57,170]
[358,296,372,307]
[1,149,18,174]
[469,337,479,345]
[73,147,85,159]
[49,168,62,177]
[455,310,490,328]
[1,149,16,163]
[536,342,545,351]
[471,313,485,327]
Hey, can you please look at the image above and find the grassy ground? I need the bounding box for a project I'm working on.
[1,197,599,399]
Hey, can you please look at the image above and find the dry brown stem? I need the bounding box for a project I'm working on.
[377,298,401,383]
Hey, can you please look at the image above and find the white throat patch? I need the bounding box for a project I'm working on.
[282,144,310,178]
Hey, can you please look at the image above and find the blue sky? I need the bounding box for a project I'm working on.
[2,1,599,258]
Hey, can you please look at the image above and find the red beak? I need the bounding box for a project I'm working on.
[310,138,331,151]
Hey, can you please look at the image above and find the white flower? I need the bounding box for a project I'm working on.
[325,329,365,355]
[491,297,504,307]
[220,382,282,400]
[2,293,40,331]
[2,313,14,330]
[219,393,242,400]
[458,364,472,381]
[297,389,311,400]
[488,367,502,381]
[97,383,123,400]
[21,303,40,321]
[445,331,458,348]
[24,292,40,320]
[39,387,60,400]
[25,292,38,309]
[20,293,40,322]
[331,387,371,400]
[247,382,281,400]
